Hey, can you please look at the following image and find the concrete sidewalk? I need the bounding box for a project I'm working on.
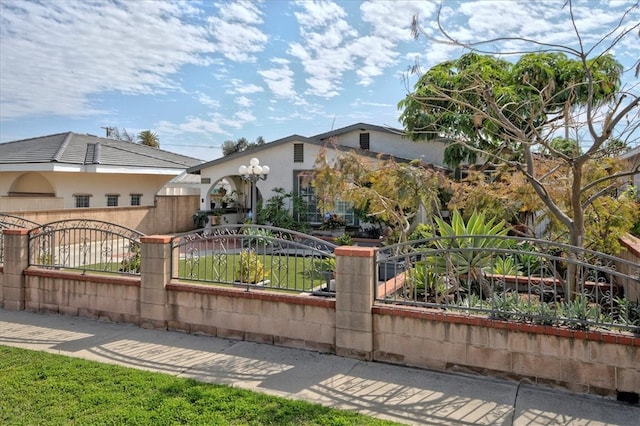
[1,309,638,426]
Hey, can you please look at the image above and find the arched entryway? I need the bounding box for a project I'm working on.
[205,175,264,224]
[9,172,55,197]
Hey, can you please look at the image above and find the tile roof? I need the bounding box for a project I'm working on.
[0,132,202,169]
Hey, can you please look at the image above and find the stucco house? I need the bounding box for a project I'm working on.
[186,123,449,227]
[0,132,202,212]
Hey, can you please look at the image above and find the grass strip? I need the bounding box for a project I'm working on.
[0,346,400,425]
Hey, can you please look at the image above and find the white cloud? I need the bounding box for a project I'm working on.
[427,1,639,60]
[1,0,636,151]
[360,1,436,42]
[258,62,297,99]
[218,1,264,25]
[196,92,221,108]
[293,0,347,28]
[233,110,256,124]
[235,96,253,107]
[288,0,435,97]
[157,115,228,136]
[352,36,398,86]
[206,1,267,62]
[0,1,216,119]
[227,79,265,95]
[288,1,355,97]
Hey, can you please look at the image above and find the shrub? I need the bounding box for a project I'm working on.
[119,244,141,273]
[235,249,266,283]
[192,211,208,229]
[257,187,308,232]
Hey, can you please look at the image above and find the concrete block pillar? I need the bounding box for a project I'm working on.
[2,229,30,310]
[140,235,172,329]
[335,246,376,360]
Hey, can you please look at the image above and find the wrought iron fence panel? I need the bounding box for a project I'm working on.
[28,219,145,276]
[0,214,41,264]
[172,224,337,295]
[376,235,640,333]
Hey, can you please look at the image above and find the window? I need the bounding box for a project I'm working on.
[74,194,91,208]
[359,133,370,150]
[106,194,119,207]
[295,173,356,226]
[130,194,142,206]
[293,143,304,163]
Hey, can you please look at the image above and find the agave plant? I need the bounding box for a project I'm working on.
[406,260,448,301]
[491,256,522,276]
[427,210,512,299]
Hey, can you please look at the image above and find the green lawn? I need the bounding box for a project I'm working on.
[0,346,398,425]
[76,252,330,292]
[177,253,329,291]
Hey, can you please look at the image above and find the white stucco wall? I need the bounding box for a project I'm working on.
[323,129,447,167]
[196,141,312,211]
[1,171,174,209]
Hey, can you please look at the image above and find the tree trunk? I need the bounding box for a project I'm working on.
[567,162,586,300]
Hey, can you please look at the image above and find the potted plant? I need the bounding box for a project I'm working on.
[318,213,346,236]
[209,209,223,226]
[313,257,336,292]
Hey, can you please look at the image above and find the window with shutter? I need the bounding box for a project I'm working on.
[294,143,304,162]
[359,133,370,150]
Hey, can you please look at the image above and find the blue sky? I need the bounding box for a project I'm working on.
[1,0,638,161]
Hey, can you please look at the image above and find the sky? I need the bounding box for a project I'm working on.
[1,0,638,162]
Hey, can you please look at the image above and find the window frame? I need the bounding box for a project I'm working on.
[130,194,142,206]
[294,171,356,226]
[106,194,120,207]
[74,194,91,208]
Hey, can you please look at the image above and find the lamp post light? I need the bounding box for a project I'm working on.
[238,157,270,224]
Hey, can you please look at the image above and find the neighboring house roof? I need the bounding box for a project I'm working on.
[187,134,318,174]
[311,122,403,140]
[187,123,441,175]
[619,146,640,161]
[0,132,202,171]
[169,171,204,184]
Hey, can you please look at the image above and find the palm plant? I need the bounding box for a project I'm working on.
[137,130,160,148]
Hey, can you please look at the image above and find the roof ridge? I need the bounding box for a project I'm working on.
[52,132,73,162]
[0,131,71,146]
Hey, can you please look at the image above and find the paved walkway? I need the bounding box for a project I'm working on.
[1,308,638,425]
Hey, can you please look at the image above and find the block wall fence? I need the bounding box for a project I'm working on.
[3,194,200,236]
[1,229,638,399]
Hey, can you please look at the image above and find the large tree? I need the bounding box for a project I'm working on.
[312,144,448,246]
[399,1,639,255]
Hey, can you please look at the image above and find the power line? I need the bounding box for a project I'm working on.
[163,144,222,149]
